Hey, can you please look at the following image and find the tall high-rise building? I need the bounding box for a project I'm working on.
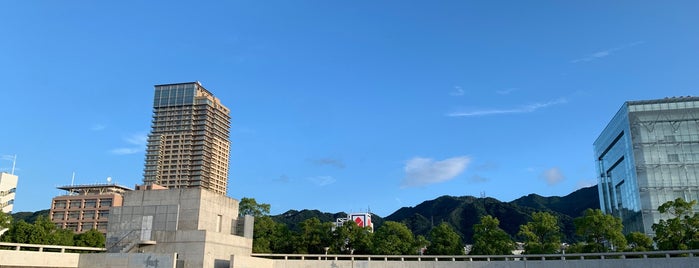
[0,172,18,213]
[143,82,231,195]
[594,96,699,235]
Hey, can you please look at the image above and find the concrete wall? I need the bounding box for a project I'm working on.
[0,251,80,267]
[230,256,274,268]
[78,253,176,268]
[267,258,699,268]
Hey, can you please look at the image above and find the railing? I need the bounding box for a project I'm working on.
[0,242,105,253]
[252,249,699,262]
[106,229,139,253]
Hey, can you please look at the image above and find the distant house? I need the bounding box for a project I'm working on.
[333,212,374,232]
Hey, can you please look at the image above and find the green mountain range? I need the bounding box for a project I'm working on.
[273,185,599,243]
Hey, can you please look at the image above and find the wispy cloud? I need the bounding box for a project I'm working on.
[571,41,644,63]
[450,86,465,96]
[307,176,337,186]
[401,156,471,188]
[110,148,141,155]
[447,98,567,117]
[310,157,345,169]
[275,174,290,183]
[125,134,148,146]
[90,124,106,131]
[540,167,565,186]
[110,133,148,155]
[469,174,489,183]
[576,178,597,189]
[496,88,518,95]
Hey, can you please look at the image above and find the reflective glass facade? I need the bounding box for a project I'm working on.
[144,82,231,195]
[594,97,699,235]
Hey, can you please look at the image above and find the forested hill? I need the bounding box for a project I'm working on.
[384,185,599,243]
[270,185,599,244]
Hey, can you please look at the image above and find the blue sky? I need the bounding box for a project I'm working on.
[1,1,698,217]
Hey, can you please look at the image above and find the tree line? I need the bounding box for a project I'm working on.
[0,213,105,248]
[241,197,699,255]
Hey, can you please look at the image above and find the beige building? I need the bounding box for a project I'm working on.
[106,187,253,268]
[50,183,132,234]
[143,82,232,195]
[0,172,18,213]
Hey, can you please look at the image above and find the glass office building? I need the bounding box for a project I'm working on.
[594,96,699,235]
[143,82,231,195]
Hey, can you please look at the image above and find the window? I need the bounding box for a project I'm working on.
[68,211,80,220]
[98,210,109,219]
[53,200,67,209]
[52,211,65,221]
[100,199,112,208]
[84,199,97,208]
[83,211,96,220]
[668,154,680,162]
[66,222,78,231]
[82,223,95,231]
[69,200,82,209]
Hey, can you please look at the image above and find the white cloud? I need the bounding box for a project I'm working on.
[110,133,148,155]
[275,174,290,183]
[110,148,141,155]
[540,167,565,186]
[90,124,106,131]
[496,88,518,95]
[447,98,567,117]
[450,86,465,96]
[576,178,597,189]
[125,133,148,145]
[307,176,336,186]
[401,156,471,187]
[310,158,345,169]
[469,174,489,183]
[571,41,644,63]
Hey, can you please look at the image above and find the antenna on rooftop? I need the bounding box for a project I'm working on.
[107,176,112,184]
[71,171,75,186]
[11,155,16,175]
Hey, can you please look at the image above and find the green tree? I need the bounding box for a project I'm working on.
[518,212,561,254]
[414,235,430,255]
[574,209,627,252]
[425,222,463,255]
[372,221,416,255]
[297,217,333,254]
[0,220,33,243]
[74,229,106,247]
[625,232,653,252]
[471,215,514,255]
[652,198,699,250]
[330,220,373,254]
[0,210,11,229]
[251,216,277,253]
[238,197,271,218]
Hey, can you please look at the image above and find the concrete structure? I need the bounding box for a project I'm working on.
[0,172,18,213]
[50,183,132,234]
[2,244,699,267]
[144,82,232,195]
[594,96,699,235]
[106,187,253,268]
